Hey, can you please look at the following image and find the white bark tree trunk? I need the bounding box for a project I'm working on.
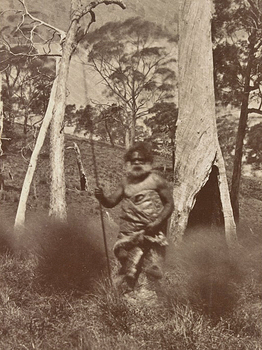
[14,76,59,232]
[49,3,81,222]
[169,0,236,245]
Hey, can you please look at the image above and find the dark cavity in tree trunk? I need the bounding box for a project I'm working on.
[186,166,224,234]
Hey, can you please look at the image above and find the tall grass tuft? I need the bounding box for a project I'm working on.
[34,220,108,294]
[0,224,14,254]
[164,228,260,320]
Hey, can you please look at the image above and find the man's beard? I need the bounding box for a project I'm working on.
[125,163,152,179]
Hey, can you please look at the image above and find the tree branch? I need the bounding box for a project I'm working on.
[248,84,260,91]
[17,0,66,42]
[86,0,126,13]
[72,0,126,24]
[247,108,262,115]
[0,3,64,59]
[246,0,260,17]
[84,10,96,36]
[90,58,130,106]
[0,48,62,58]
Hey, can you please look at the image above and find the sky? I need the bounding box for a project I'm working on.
[0,0,179,33]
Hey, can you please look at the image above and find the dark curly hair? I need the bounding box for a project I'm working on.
[124,142,153,163]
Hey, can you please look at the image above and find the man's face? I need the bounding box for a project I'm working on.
[126,151,152,179]
[130,151,145,166]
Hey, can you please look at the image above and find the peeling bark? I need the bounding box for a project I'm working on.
[170,0,236,245]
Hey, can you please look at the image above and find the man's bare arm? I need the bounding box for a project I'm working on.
[146,174,174,233]
[95,183,124,208]
[157,184,174,223]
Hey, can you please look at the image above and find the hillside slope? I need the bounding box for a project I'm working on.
[0,127,261,242]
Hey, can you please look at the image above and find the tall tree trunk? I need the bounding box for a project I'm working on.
[49,5,80,222]
[0,73,4,200]
[230,35,256,223]
[171,137,175,171]
[23,106,29,135]
[169,0,236,245]
[105,119,115,147]
[14,75,59,232]
[124,128,130,149]
[0,72,3,157]
[130,114,136,146]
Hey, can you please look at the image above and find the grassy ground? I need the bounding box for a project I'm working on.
[0,129,262,349]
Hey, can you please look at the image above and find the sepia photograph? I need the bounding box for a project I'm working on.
[0,0,261,349]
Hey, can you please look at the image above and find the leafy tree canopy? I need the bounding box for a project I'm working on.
[146,101,178,138]
[213,0,262,108]
[216,114,238,163]
[81,17,177,146]
[144,102,178,168]
[2,48,55,118]
[65,103,127,146]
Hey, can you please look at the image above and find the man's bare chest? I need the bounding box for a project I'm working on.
[124,174,157,198]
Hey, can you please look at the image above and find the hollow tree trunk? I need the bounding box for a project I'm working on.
[169,0,236,245]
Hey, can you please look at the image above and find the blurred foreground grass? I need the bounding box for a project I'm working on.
[0,223,261,350]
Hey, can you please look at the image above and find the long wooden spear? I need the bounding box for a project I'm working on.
[89,122,112,284]
[81,61,112,284]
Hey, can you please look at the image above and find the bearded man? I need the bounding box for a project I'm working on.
[95,142,174,290]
